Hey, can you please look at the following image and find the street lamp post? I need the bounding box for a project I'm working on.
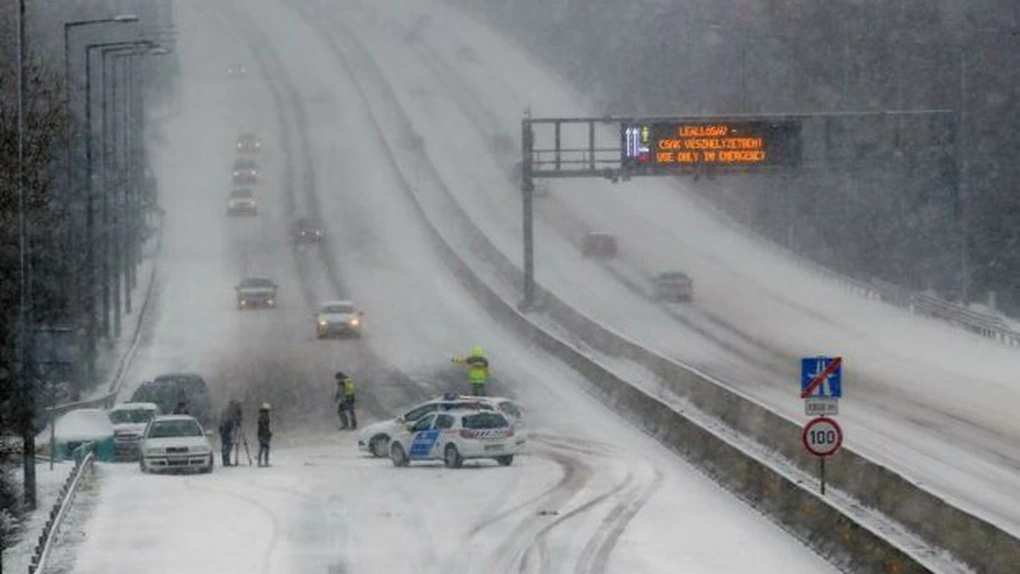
[62,15,138,403]
[82,39,151,388]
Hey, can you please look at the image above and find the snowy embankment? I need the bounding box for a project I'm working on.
[2,461,76,573]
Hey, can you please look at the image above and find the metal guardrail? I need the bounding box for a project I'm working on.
[750,227,1020,347]
[27,443,95,574]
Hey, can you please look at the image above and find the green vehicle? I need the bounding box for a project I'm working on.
[37,408,116,462]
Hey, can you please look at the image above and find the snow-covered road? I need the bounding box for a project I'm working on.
[59,0,839,572]
[288,0,1020,534]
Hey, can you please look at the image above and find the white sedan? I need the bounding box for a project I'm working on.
[388,410,519,468]
[139,415,214,474]
[315,300,364,338]
[357,394,525,457]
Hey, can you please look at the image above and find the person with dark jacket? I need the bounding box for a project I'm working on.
[257,403,272,467]
[218,400,242,466]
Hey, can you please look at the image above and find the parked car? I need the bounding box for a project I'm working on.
[130,373,212,427]
[236,277,278,309]
[108,402,162,461]
[358,393,524,458]
[653,271,694,302]
[388,409,519,468]
[581,232,618,258]
[139,415,214,474]
[35,408,115,462]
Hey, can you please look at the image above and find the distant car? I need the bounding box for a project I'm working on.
[581,232,617,258]
[139,415,214,474]
[236,133,262,153]
[35,408,116,462]
[227,188,258,216]
[226,64,247,78]
[236,277,277,309]
[232,159,261,185]
[292,217,324,243]
[315,300,363,338]
[388,409,519,468]
[108,402,162,461]
[653,271,693,302]
[358,394,524,458]
[131,373,213,427]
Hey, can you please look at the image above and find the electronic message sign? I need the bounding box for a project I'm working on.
[621,119,802,172]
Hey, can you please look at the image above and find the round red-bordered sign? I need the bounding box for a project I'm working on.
[802,416,843,457]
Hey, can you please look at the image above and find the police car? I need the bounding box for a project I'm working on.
[357,394,525,458]
[388,409,518,468]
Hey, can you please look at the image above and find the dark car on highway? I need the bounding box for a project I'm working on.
[653,271,694,302]
[236,133,262,153]
[236,277,278,309]
[292,217,324,244]
[130,373,212,427]
[232,158,261,185]
[581,232,617,258]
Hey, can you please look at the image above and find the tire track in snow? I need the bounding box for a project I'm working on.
[187,480,283,574]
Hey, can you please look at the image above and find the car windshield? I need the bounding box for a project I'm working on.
[322,303,354,314]
[461,412,509,429]
[109,409,156,424]
[230,189,253,198]
[147,419,202,438]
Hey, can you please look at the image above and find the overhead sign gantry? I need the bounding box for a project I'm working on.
[519,113,804,308]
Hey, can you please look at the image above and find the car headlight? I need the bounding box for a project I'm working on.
[145,447,163,456]
[233,170,241,177]
[266,299,275,306]
[190,446,211,455]
[318,319,328,327]
[349,317,360,327]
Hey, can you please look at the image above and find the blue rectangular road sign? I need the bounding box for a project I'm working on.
[801,357,842,398]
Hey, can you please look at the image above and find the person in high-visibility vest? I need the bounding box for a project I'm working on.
[334,372,357,429]
[452,345,489,396]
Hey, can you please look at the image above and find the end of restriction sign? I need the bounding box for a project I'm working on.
[802,416,843,457]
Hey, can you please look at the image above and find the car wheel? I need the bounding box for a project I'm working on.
[444,444,463,469]
[496,455,514,467]
[139,458,148,474]
[390,442,409,467]
[370,435,389,458]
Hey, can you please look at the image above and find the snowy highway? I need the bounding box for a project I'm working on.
[58,0,841,573]
[291,0,1020,534]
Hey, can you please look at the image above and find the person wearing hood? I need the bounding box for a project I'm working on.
[452,345,489,396]
[257,403,272,467]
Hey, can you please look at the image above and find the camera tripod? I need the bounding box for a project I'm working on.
[232,426,253,466]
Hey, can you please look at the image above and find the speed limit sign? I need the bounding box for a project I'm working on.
[802,416,843,457]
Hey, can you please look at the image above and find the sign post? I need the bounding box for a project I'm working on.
[801,416,843,494]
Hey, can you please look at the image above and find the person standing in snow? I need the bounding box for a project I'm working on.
[218,400,242,466]
[257,403,272,467]
[334,372,357,430]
